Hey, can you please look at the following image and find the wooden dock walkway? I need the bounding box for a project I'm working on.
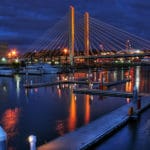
[23,80,88,88]
[73,88,139,98]
[37,97,150,150]
[24,79,130,89]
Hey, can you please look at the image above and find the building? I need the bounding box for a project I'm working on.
[0,42,8,58]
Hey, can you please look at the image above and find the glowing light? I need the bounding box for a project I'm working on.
[63,48,68,55]
[1,108,20,139]
[1,57,6,62]
[8,52,12,58]
[57,88,62,98]
[135,66,140,92]
[15,58,19,63]
[84,95,90,124]
[125,81,132,92]
[28,135,37,143]
[68,89,76,131]
[126,98,130,104]
[11,50,17,56]
[15,75,21,98]
[7,48,19,59]
[34,88,38,93]
[3,86,7,92]
[90,95,93,101]
[56,120,65,136]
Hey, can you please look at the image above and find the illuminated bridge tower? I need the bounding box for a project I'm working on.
[69,6,75,66]
[84,12,90,56]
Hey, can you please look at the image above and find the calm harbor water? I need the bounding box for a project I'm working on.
[0,66,149,149]
[93,107,150,150]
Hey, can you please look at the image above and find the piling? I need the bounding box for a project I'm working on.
[28,135,37,150]
[137,98,141,109]
[128,106,134,116]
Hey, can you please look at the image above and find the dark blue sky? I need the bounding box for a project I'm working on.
[0,0,150,52]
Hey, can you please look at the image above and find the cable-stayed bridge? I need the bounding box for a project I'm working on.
[22,6,150,65]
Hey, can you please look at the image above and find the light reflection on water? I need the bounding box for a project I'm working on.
[84,94,90,124]
[68,88,77,131]
[0,66,149,149]
[1,108,20,139]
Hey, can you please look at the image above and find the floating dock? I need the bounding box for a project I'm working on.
[24,79,130,89]
[38,96,150,150]
[73,88,140,98]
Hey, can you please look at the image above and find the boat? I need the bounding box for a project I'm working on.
[19,65,43,75]
[0,67,14,77]
[41,63,59,74]
[141,57,150,65]
[19,63,59,75]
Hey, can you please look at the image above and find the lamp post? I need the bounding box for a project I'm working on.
[63,48,68,65]
[28,135,37,150]
[7,49,18,63]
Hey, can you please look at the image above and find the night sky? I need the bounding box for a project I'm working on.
[0,0,150,52]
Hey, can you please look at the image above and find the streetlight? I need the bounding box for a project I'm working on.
[63,48,68,64]
[7,48,19,63]
[11,49,17,57]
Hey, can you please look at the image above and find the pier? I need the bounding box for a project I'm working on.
[23,79,130,88]
[73,88,141,98]
[38,96,150,150]
[1,3,150,150]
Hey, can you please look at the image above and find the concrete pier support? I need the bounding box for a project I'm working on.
[69,6,75,66]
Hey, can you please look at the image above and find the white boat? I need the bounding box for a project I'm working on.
[0,67,14,76]
[19,63,59,75]
[141,57,150,65]
[19,65,43,75]
[41,63,59,74]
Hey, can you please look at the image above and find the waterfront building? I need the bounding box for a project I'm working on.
[0,42,8,58]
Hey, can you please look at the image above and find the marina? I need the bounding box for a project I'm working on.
[0,2,150,150]
[0,65,149,149]
[23,78,130,88]
[0,67,14,77]
[38,96,150,150]
[19,63,59,75]
[73,88,141,98]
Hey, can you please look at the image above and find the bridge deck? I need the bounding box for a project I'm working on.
[38,97,150,150]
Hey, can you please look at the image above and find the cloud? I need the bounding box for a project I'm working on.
[0,0,149,52]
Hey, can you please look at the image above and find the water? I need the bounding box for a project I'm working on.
[93,108,150,150]
[0,66,149,149]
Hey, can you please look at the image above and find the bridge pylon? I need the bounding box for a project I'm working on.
[84,12,90,56]
[69,6,75,66]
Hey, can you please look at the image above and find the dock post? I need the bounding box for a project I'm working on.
[137,97,141,109]
[28,135,37,150]
[57,76,60,81]
[133,85,138,102]
[100,74,103,90]
[0,126,7,150]
[89,81,93,89]
[128,106,134,116]
[128,85,138,116]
